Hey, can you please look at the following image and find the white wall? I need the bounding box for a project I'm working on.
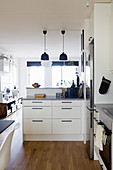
[15,57,20,89]
[94,3,113,104]
[17,58,27,97]
[89,9,94,40]
[110,1,113,72]
[84,19,90,50]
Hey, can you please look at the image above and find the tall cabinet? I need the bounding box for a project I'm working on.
[84,3,113,104]
[84,1,113,166]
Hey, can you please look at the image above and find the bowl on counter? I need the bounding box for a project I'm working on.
[32,83,41,88]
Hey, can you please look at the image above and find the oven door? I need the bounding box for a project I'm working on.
[99,130,111,170]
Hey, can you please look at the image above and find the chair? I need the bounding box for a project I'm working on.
[0,122,20,170]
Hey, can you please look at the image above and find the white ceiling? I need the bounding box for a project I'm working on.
[0,0,111,59]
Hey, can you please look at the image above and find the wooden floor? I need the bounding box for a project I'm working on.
[1,109,101,170]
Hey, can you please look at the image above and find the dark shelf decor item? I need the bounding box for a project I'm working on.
[81,29,84,51]
[81,52,84,72]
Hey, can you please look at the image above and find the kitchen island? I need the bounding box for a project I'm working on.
[22,97,85,142]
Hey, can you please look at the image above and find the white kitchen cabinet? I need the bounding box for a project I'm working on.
[24,107,51,119]
[23,100,52,135]
[24,119,51,134]
[23,100,51,107]
[52,100,80,107]
[52,100,81,135]
[53,107,81,119]
[53,119,81,134]
[23,99,83,141]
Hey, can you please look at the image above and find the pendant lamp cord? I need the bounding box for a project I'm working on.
[63,34,64,52]
[44,34,46,52]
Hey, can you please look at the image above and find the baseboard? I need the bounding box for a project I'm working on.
[23,134,83,141]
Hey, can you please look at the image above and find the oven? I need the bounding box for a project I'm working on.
[99,110,112,170]
[98,121,112,170]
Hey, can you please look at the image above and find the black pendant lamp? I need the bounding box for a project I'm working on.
[59,30,68,60]
[41,30,49,60]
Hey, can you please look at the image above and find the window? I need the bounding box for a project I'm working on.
[52,66,61,87]
[27,61,79,88]
[52,66,79,87]
[28,67,44,87]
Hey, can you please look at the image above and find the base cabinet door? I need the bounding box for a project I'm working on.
[24,119,51,134]
[24,107,51,119]
[53,119,81,134]
[53,107,81,118]
[23,100,51,107]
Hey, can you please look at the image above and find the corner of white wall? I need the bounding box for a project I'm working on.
[94,3,113,104]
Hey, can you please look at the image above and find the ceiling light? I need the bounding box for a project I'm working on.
[41,30,49,60]
[86,0,92,7]
[59,30,68,60]
[86,1,89,7]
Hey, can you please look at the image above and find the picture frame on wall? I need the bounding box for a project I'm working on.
[81,52,84,72]
[81,30,84,51]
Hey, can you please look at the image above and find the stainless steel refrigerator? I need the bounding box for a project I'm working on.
[85,39,94,159]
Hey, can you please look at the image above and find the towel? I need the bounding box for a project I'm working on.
[95,125,107,151]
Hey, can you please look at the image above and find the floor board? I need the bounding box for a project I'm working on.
[0,109,101,170]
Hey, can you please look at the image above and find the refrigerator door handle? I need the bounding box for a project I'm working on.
[86,106,95,111]
[90,80,93,108]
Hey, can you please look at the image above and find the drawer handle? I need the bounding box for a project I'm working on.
[62,102,72,103]
[32,108,43,110]
[61,108,72,110]
[32,120,43,122]
[61,120,72,122]
[32,101,43,103]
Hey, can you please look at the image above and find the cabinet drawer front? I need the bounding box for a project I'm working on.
[53,107,81,118]
[24,119,51,134]
[52,100,80,107]
[24,107,51,118]
[53,119,81,134]
[23,100,51,107]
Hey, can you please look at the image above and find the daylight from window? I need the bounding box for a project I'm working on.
[52,66,78,87]
[28,66,79,87]
[28,67,44,87]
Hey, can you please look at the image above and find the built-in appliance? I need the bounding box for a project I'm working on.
[99,110,112,170]
[86,39,95,159]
